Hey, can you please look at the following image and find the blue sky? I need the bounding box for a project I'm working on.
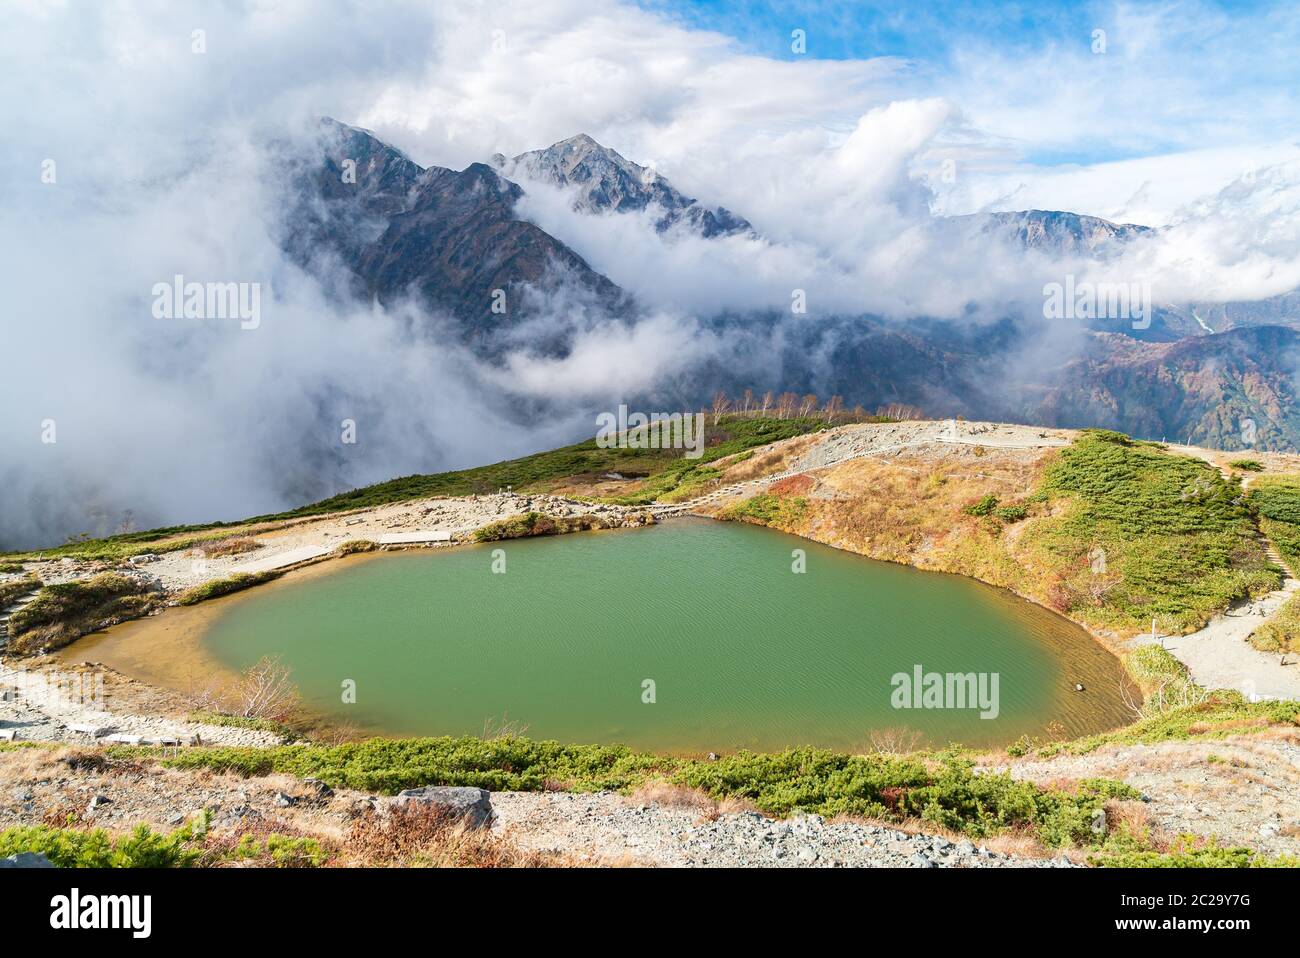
[638,0,1300,167]
[641,0,1097,61]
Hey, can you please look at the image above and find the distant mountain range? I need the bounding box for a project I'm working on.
[280,118,1300,451]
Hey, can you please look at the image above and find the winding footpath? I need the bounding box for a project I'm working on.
[1128,453,1300,700]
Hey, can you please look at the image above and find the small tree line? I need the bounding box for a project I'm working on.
[707,390,923,426]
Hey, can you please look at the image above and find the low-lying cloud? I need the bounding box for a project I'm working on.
[2,0,1299,549]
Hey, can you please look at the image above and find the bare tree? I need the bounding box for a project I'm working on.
[741,388,755,415]
[822,395,844,422]
[231,657,301,721]
[777,392,798,419]
[711,391,730,426]
[188,656,301,722]
[760,391,773,417]
[876,402,925,421]
[799,393,818,417]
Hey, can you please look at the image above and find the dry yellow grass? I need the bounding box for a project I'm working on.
[340,804,574,867]
[626,780,758,820]
[717,433,824,483]
[786,449,1050,596]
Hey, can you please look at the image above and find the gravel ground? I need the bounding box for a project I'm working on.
[490,791,1076,867]
[0,745,1076,868]
[0,663,282,748]
[789,420,1072,473]
[0,747,350,835]
[987,731,1300,858]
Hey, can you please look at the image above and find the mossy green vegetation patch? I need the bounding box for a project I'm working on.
[1091,834,1300,868]
[721,493,809,528]
[1023,430,1278,633]
[175,571,282,606]
[0,821,203,868]
[1248,476,1300,574]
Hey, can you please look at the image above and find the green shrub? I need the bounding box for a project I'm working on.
[230,833,327,867]
[1248,478,1300,525]
[722,494,808,528]
[1091,835,1300,868]
[176,571,281,606]
[1249,478,1300,574]
[151,736,1138,848]
[964,494,999,517]
[1229,459,1264,472]
[0,822,202,868]
[332,539,377,556]
[994,505,1028,522]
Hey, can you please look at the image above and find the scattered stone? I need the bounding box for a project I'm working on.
[67,723,112,737]
[304,778,334,800]
[274,792,296,808]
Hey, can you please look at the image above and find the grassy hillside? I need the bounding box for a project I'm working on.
[281,415,835,514]
[721,429,1280,636]
[1245,475,1300,652]
[1023,431,1278,633]
[4,416,838,560]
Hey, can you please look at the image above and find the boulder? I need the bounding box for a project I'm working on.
[390,786,494,829]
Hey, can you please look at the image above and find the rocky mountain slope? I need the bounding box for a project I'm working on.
[281,119,627,349]
[952,208,1152,256]
[275,120,1300,451]
[493,133,751,238]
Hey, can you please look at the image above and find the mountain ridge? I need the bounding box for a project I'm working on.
[493,132,753,238]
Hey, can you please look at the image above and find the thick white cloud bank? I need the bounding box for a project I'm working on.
[1,0,1297,547]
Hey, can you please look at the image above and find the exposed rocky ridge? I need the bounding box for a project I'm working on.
[495,133,752,238]
[281,118,628,349]
[952,209,1152,256]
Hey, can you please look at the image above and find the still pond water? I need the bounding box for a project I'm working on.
[200,521,1133,752]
